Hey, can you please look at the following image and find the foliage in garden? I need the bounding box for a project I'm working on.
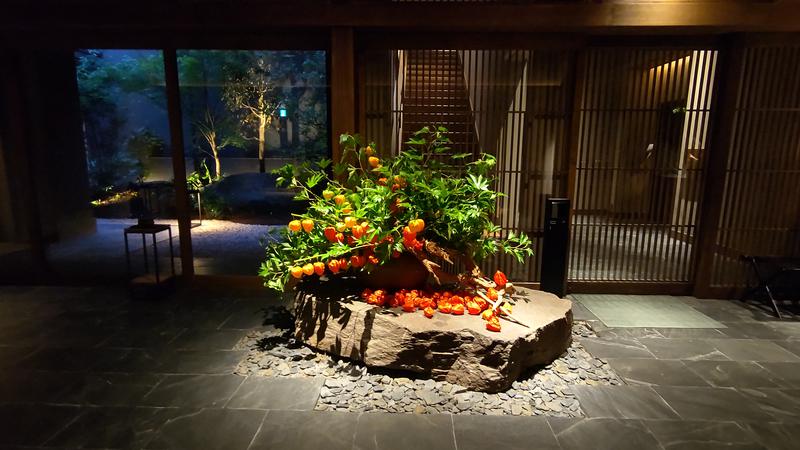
[259,126,533,292]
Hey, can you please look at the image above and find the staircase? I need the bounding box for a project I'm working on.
[400,50,478,156]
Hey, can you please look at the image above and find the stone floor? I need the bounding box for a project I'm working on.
[0,285,799,449]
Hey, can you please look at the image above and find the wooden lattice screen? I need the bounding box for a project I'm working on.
[361,49,572,282]
[709,45,800,289]
[569,48,718,284]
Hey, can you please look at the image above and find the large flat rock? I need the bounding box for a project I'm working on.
[293,278,573,392]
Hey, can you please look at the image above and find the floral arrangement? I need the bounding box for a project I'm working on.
[259,126,533,331]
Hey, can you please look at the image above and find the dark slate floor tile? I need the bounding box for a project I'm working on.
[644,419,765,450]
[249,410,357,450]
[765,322,800,340]
[708,339,800,362]
[157,350,246,374]
[226,376,323,410]
[17,347,129,371]
[142,374,245,408]
[638,338,730,361]
[353,413,456,450]
[102,327,185,349]
[758,362,800,388]
[0,346,39,369]
[774,340,800,358]
[145,408,265,450]
[650,328,727,339]
[219,304,272,329]
[453,414,560,450]
[548,417,661,450]
[0,404,81,446]
[607,358,708,387]
[57,372,164,406]
[684,360,786,388]
[168,329,248,351]
[0,370,84,403]
[739,421,800,450]
[718,322,790,340]
[44,406,179,449]
[691,303,773,323]
[37,324,117,348]
[595,327,663,340]
[737,388,800,422]
[571,385,679,419]
[653,386,774,421]
[581,337,655,359]
[107,348,171,373]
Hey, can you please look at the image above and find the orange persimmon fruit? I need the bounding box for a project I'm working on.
[486,317,502,332]
[409,219,425,233]
[494,270,508,288]
[290,266,303,279]
[324,227,338,242]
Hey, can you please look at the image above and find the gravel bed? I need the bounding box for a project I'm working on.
[234,307,622,417]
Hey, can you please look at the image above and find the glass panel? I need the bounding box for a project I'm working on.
[176,50,329,276]
[44,49,176,283]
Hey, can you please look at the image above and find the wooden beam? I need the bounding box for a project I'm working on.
[162,48,194,279]
[330,27,356,162]
[2,1,800,36]
[692,35,746,298]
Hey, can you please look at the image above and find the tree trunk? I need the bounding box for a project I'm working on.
[258,114,266,173]
[211,141,221,179]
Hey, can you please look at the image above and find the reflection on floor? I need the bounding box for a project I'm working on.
[570,215,694,282]
[46,219,277,281]
[0,287,798,449]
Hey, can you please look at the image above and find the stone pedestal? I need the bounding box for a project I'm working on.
[293,278,573,392]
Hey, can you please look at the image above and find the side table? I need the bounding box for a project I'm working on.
[124,223,176,285]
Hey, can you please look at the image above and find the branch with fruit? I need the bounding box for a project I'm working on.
[259,126,534,309]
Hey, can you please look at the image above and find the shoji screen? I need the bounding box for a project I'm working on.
[569,48,718,284]
[709,45,800,289]
[360,49,573,282]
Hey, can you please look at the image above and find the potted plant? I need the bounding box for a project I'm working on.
[260,126,533,330]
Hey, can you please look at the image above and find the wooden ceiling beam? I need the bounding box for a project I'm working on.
[1,1,799,36]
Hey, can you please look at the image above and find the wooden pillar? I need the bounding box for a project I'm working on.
[0,51,48,280]
[565,49,585,206]
[163,49,194,278]
[692,35,746,298]
[330,27,356,162]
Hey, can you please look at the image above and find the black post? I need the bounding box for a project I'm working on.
[541,198,570,298]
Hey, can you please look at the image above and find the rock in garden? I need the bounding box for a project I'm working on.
[293,279,573,392]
